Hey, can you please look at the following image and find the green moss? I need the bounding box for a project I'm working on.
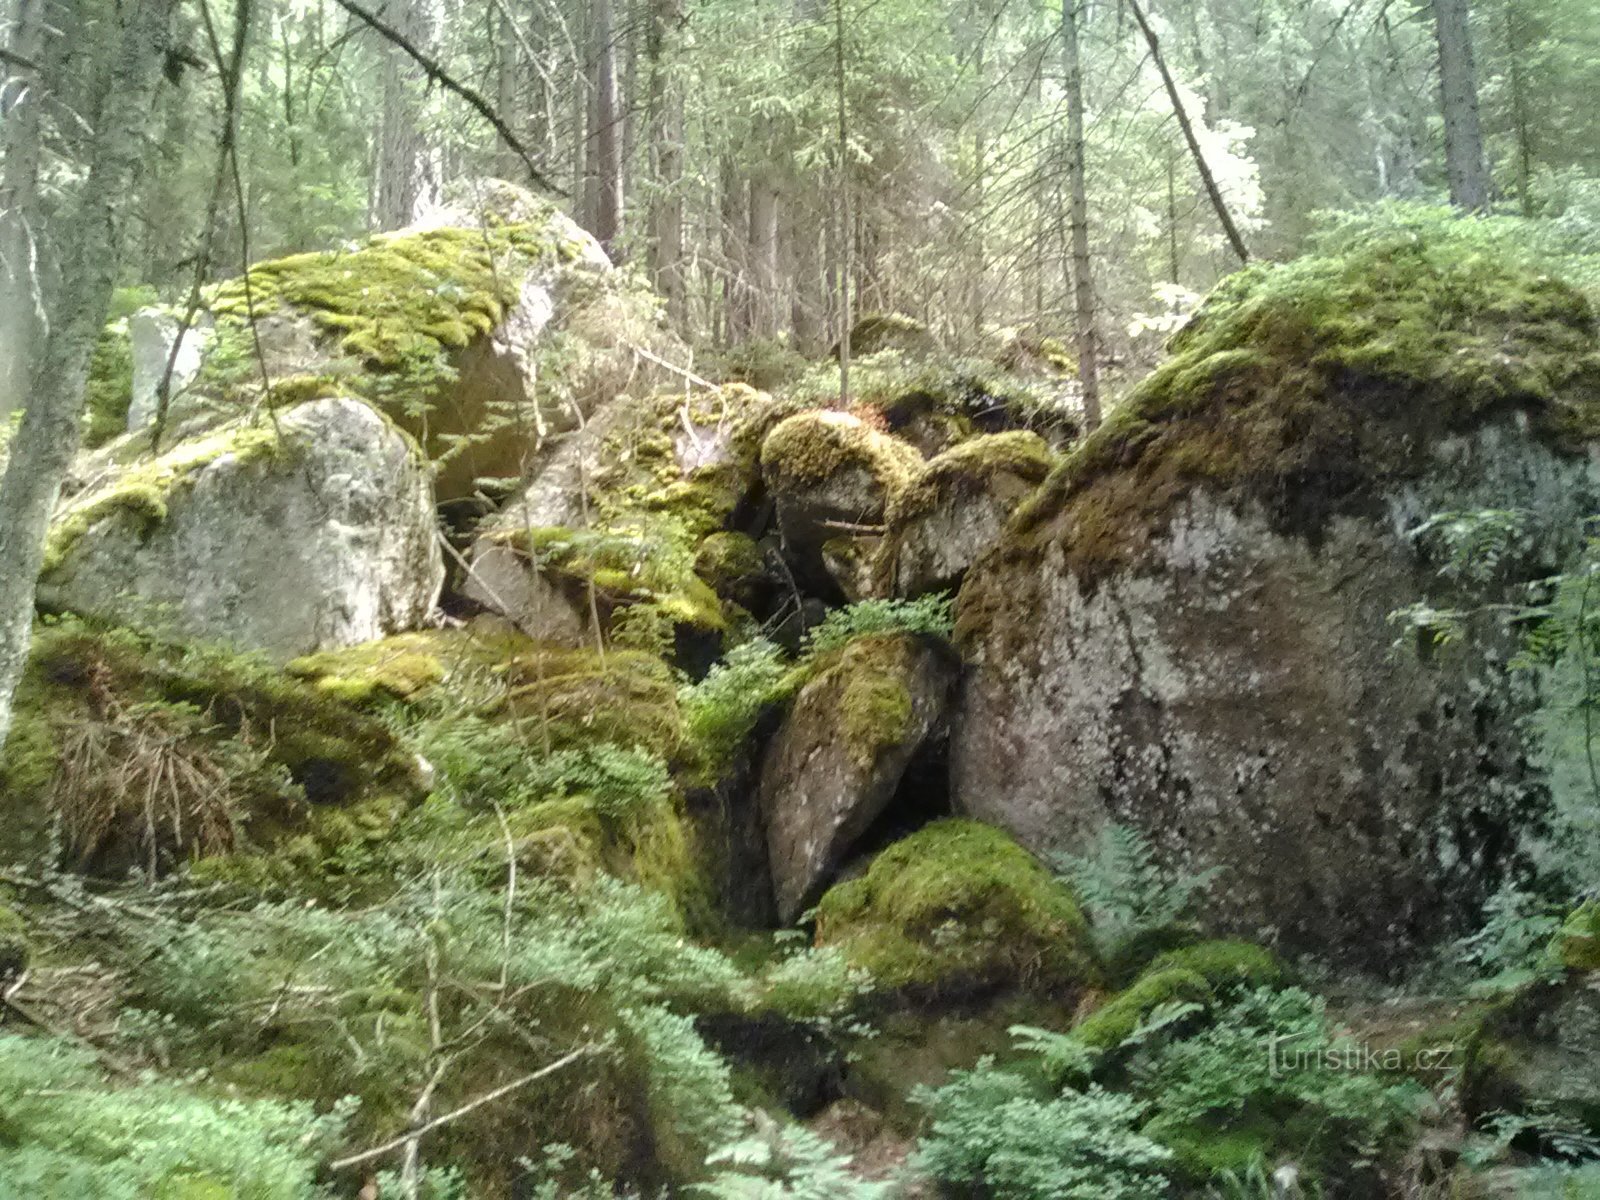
[693,532,768,603]
[495,644,683,759]
[42,418,286,574]
[759,409,922,495]
[1144,1112,1277,1182]
[284,626,533,706]
[990,215,1600,593]
[890,431,1054,524]
[814,819,1098,996]
[1071,967,1214,1051]
[844,312,936,358]
[83,322,134,449]
[1143,940,1284,994]
[1555,902,1600,972]
[830,635,915,769]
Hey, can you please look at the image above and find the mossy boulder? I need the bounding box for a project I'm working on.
[879,431,1053,596]
[757,634,956,923]
[39,398,443,660]
[1555,902,1600,972]
[0,907,29,980]
[813,819,1097,997]
[760,410,922,596]
[111,179,676,504]
[494,643,683,759]
[0,620,426,875]
[693,532,772,611]
[841,313,938,359]
[1143,939,1284,994]
[954,220,1600,970]
[284,619,534,705]
[467,386,775,649]
[1464,978,1600,1133]
[1071,967,1214,1050]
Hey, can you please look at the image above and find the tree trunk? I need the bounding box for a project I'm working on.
[1126,0,1250,264]
[1061,0,1101,430]
[0,0,182,753]
[585,0,623,256]
[374,0,440,229]
[1432,0,1490,211]
[0,0,46,422]
[748,179,780,339]
[833,0,852,404]
[1502,0,1533,216]
[645,0,685,322]
[719,155,748,343]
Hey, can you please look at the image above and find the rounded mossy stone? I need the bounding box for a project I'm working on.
[1071,967,1214,1051]
[285,624,533,706]
[495,644,683,758]
[0,906,28,978]
[992,217,1600,591]
[1142,939,1284,994]
[759,410,922,494]
[813,818,1098,997]
[890,430,1055,524]
[693,531,769,606]
[1555,902,1600,972]
[844,312,937,359]
[832,635,915,770]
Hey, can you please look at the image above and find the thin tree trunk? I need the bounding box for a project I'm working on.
[0,0,45,422]
[833,0,852,405]
[748,179,780,339]
[1125,0,1250,264]
[1061,0,1101,429]
[585,0,622,255]
[719,155,748,343]
[645,0,684,321]
[0,0,183,753]
[374,0,441,228]
[1502,0,1533,216]
[1432,0,1490,211]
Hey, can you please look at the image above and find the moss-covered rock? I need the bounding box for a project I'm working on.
[1143,940,1284,994]
[40,398,443,660]
[1070,968,1214,1050]
[0,619,426,875]
[693,531,772,610]
[880,431,1053,596]
[284,621,534,705]
[758,635,956,923]
[813,819,1097,997]
[494,643,683,759]
[1463,978,1600,1133]
[953,218,1600,969]
[1555,902,1600,972]
[841,313,937,359]
[0,907,29,980]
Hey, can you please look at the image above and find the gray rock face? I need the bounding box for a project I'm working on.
[882,432,1051,598]
[758,634,956,923]
[41,398,443,659]
[953,426,1600,969]
[128,310,208,433]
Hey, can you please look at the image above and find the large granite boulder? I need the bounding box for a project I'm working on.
[879,431,1053,597]
[39,397,443,659]
[113,179,676,504]
[760,410,922,596]
[465,385,775,646]
[952,229,1600,971]
[757,633,957,923]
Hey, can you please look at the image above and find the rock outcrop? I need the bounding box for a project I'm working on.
[952,235,1600,969]
[880,431,1053,597]
[757,633,956,922]
[40,397,443,659]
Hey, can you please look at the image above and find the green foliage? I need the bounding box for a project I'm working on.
[1453,883,1567,991]
[0,1034,350,1199]
[678,638,792,780]
[1072,969,1213,1052]
[913,1061,1172,1199]
[1054,825,1219,965]
[695,1113,892,1199]
[799,594,954,660]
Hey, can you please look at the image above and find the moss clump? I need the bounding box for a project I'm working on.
[1071,967,1214,1051]
[759,410,922,495]
[997,215,1600,588]
[819,635,915,770]
[1555,902,1600,972]
[1143,940,1284,994]
[693,532,769,607]
[83,323,134,449]
[41,417,286,575]
[496,644,683,759]
[814,819,1097,996]
[284,624,533,706]
[843,312,937,359]
[890,431,1054,524]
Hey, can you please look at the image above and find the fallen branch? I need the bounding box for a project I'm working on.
[328,1045,597,1171]
[329,0,560,196]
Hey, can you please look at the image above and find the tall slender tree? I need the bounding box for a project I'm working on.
[0,0,46,421]
[1061,0,1101,430]
[1432,0,1491,210]
[0,0,186,752]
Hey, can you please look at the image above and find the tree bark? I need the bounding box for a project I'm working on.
[1125,0,1250,264]
[0,0,46,422]
[748,178,780,339]
[585,0,623,256]
[1432,0,1490,211]
[644,0,685,321]
[1061,0,1101,430]
[0,0,182,753]
[833,0,852,404]
[373,0,441,229]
